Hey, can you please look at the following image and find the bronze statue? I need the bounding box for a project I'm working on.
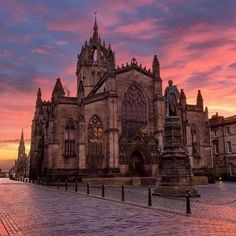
[164,80,179,116]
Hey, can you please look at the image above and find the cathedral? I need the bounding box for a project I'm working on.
[29,19,213,181]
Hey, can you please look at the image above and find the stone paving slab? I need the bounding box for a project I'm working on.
[1,179,236,235]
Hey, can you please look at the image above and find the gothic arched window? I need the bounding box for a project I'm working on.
[88,115,103,156]
[64,119,75,157]
[121,83,148,139]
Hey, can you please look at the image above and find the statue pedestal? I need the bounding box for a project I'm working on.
[154,116,200,197]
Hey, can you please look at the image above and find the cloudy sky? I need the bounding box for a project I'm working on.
[1,0,236,161]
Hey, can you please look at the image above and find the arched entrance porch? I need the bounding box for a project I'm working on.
[128,150,145,176]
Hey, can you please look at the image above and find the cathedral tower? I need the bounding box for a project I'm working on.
[76,17,115,96]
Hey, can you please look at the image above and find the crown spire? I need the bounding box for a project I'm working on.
[94,12,98,31]
[93,12,99,42]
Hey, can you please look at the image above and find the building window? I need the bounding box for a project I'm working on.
[225,127,230,135]
[121,83,147,139]
[229,163,236,176]
[65,140,75,156]
[227,141,232,153]
[213,141,219,154]
[88,115,103,156]
[64,119,75,157]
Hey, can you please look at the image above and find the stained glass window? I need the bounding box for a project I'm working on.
[121,84,147,139]
[88,115,103,156]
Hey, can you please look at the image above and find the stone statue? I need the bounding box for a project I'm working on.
[164,80,179,116]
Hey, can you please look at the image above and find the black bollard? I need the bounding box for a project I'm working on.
[65,178,68,191]
[186,189,191,214]
[75,178,78,192]
[121,185,125,201]
[87,183,90,195]
[102,184,105,198]
[148,187,152,206]
[57,178,60,189]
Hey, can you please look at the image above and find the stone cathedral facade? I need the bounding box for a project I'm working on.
[29,20,213,180]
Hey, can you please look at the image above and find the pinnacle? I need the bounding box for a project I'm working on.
[20,129,24,144]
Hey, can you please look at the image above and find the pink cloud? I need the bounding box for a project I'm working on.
[112,19,159,40]
[32,44,54,55]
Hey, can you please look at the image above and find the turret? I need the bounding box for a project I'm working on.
[52,78,65,102]
[152,55,160,78]
[196,90,203,110]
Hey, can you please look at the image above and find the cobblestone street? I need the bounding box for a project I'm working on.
[1,179,236,235]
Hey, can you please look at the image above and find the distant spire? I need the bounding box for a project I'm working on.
[18,129,26,160]
[20,129,24,145]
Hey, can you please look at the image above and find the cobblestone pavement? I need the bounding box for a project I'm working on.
[1,179,236,235]
[61,180,236,224]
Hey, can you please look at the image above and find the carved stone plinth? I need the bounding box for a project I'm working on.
[154,116,200,197]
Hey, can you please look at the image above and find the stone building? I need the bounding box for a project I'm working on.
[29,19,213,181]
[209,113,236,178]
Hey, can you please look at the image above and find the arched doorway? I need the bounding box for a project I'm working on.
[129,151,144,176]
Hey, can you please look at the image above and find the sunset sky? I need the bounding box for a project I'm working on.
[0,0,236,162]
